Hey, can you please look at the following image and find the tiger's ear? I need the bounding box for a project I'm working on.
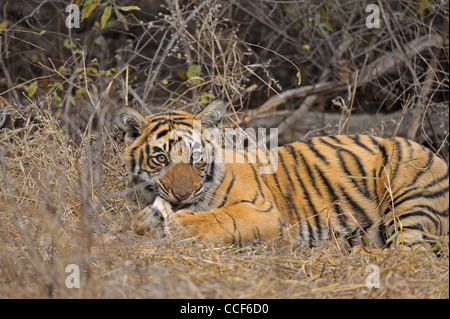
[195,100,226,127]
[115,107,149,143]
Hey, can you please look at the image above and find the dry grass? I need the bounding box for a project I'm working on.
[0,1,448,299]
[0,103,448,299]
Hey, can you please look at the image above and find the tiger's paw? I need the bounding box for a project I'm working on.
[133,197,174,237]
[168,211,205,239]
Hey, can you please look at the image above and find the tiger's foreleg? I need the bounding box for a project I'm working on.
[133,196,174,237]
[168,203,286,244]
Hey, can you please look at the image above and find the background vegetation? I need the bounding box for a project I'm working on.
[0,0,448,298]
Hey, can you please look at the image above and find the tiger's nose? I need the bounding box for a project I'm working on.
[174,192,190,201]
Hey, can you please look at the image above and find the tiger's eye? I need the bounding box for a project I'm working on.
[154,154,167,165]
[191,151,202,163]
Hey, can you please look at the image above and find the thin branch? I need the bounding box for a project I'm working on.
[240,34,444,131]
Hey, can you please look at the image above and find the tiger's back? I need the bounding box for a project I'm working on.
[261,135,449,248]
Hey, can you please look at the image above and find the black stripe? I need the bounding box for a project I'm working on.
[348,135,376,154]
[388,186,420,211]
[414,204,449,217]
[294,150,323,242]
[287,144,323,198]
[157,111,185,117]
[170,121,194,129]
[130,155,137,173]
[303,140,329,165]
[338,184,373,228]
[218,172,235,208]
[391,139,402,183]
[129,145,140,172]
[270,163,284,201]
[149,120,170,135]
[255,202,274,213]
[402,224,424,232]
[314,165,352,235]
[253,226,262,243]
[204,160,215,183]
[423,167,449,189]
[328,135,343,144]
[138,148,144,169]
[372,168,378,203]
[207,184,221,207]
[249,163,264,196]
[386,211,440,230]
[152,146,164,153]
[277,151,310,240]
[393,186,449,210]
[379,144,389,169]
[156,128,172,139]
[290,193,312,244]
[337,148,371,199]
[149,120,192,138]
[367,135,381,149]
[157,181,170,197]
[261,170,281,209]
[224,212,237,232]
[252,193,259,204]
[144,143,151,165]
[406,150,435,189]
[318,137,341,150]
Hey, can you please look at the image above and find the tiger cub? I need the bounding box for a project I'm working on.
[115,101,449,249]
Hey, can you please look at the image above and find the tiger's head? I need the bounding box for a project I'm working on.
[115,101,226,208]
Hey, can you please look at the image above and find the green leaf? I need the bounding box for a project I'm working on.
[200,92,215,104]
[114,7,127,24]
[90,58,99,66]
[63,38,71,49]
[39,30,46,36]
[27,81,38,98]
[53,93,62,102]
[48,81,62,90]
[316,7,333,32]
[0,20,9,30]
[119,6,141,11]
[81,0,100,22]
[296,71,301,86]
[419,0,434,16]
[75,89,86,97]
[361,236,370,246]
[387,230,400,243]
[101,5,112,29]
[187,65,198,78]
[187,65,202,85]
[63,38,77,50]
[431,241,442,251]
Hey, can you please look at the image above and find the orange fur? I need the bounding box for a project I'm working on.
[116,103,449,249]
